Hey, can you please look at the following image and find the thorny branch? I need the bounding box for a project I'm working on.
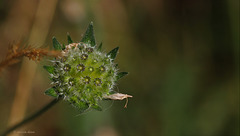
[0,42,61,73]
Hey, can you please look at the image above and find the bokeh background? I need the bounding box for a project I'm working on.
[0,0,239,136]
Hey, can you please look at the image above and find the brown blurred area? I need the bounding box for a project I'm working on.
[0,0,239,136]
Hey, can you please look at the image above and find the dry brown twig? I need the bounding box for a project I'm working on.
[0,42,61,73]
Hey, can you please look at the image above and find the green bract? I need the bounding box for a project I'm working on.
[44,22,128,112]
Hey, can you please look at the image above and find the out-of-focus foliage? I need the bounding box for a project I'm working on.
[0,0,238,136]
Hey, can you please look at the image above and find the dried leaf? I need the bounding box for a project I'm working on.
[103,93,132,100]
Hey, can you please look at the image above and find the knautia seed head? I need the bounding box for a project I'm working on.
[44,22,132,112]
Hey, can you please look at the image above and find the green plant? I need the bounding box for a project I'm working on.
[44,22,132,112]
[1,22,132,136]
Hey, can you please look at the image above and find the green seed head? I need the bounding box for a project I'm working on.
[44,23,129,112]
[52,42,118,107]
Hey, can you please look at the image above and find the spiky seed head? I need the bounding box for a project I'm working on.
[44,23,130,113]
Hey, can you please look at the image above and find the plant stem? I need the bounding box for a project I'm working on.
[1,99,60,136]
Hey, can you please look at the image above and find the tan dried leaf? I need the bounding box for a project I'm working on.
[103,93,133,100]
[103,93,133,108]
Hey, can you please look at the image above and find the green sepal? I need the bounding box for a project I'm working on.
[116,72,128,80]
[92,104,102,111]
[43,65,55,74]
[45,87,58,98]
[67,33,73,44]
[81,22,96,47]
[75,101,90,113]
[107,47,119,60]
[52,37,62,50]
[97,42,102,51]
[48,77,53,81]
[62,44,66,50]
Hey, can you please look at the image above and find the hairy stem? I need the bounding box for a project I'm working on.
[1,99,60,136]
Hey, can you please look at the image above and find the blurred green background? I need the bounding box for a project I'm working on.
[0,0,239,136]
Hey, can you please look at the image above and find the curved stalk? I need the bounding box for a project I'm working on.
[1,99,60,136]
